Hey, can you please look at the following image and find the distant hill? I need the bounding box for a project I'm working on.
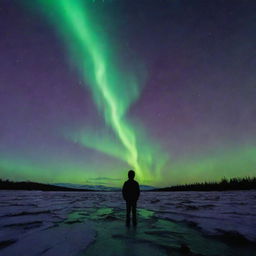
[0,179,156,192]
[0,179,93,191]
[53,183,156,191]
[140,185,156,191]
[154,177,256,192]
[53,183,120,191]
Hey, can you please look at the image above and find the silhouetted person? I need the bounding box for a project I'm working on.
[122,170,140,226]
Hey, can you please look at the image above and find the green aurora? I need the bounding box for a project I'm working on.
[35,0,166,183]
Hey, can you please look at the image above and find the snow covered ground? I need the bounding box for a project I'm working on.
[0,190,255,256]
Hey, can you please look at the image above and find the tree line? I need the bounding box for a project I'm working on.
[0,179,91,191]
[155,177,256,191]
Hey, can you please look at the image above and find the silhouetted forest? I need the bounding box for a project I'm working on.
[0,179,92,191]
[1,177,256,192]
[155,177,256,191]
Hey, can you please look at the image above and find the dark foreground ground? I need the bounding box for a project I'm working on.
[0,191,256,256]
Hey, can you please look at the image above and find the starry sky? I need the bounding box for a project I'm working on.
[0,0,256,187]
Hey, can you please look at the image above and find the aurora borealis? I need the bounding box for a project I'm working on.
[0,0,256,187]
[37,0,151,180]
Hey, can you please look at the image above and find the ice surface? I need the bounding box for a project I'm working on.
[0,190,255,256]
[141,191,256,242]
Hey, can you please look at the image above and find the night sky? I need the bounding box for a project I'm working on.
[1,0,256,187]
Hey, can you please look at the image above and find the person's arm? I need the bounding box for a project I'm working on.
[122,182,127,201]
[136,182,140,200]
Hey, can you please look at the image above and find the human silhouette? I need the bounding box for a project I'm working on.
[122,170,140,226]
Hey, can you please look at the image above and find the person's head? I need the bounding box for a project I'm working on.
[128,170,135,180]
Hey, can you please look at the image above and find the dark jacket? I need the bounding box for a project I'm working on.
[122,179,140,202]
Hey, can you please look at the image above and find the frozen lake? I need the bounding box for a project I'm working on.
[0,190,256,256]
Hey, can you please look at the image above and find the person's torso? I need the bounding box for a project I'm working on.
[124,180,139,201]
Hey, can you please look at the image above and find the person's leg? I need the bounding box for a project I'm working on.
[126,201,131,225]
[132,201,137,226]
